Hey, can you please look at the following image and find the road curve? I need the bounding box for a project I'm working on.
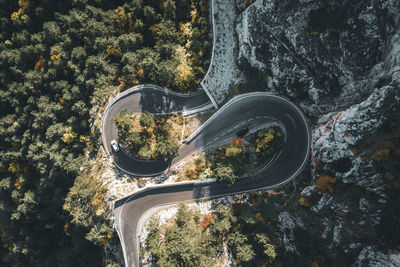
[101,84,213,176]
[110,92,311,267]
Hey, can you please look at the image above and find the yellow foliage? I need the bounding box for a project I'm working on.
[91,197,102,208]
[137,68,145,79]
[177,63,192,82]
[106,45,119,56]
[149,24,158,35]
[264,243,276,263]
[99,238,109,248]
[160,0,166,11]
[225,146,242,157]
[190,9,197,23]
[180,22,192,37]
[14,178,22,190]
[316,175,337,194]
[145,126,154,134]
[175,45,193,83]
[256,132,274,152]
[79,135,89,143]
[11,0,29,21]
[299,196,311,207]
[95,208,105,216]
[264,133,274,143]
[244,0,255,4]
[62,126,77,143]
[8,162,27,175]
[11,12,19,21]
[310,31,319,35]
[114,6,134,33]
[18,0,30,10]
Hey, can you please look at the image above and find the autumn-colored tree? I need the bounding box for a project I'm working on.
[316,175,337,193]
[231,137,245,147]
[34,55,44,68]
[201,214,213,228]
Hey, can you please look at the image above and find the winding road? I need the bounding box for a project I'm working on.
[103,90,311,266]
[101,84,214,176]
[102,1,310,265]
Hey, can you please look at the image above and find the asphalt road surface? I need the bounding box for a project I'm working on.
[105,91,311,267]
[101,84,213,176]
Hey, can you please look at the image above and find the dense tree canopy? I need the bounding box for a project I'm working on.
[146,202,277,266]
[206,127,284,184]
[114,111,180,161]
[0,0,210,265]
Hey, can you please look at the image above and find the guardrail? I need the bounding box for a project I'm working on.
[183,92,278,143]
[200,0,219,109]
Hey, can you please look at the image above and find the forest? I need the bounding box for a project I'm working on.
[0,0,209,265]
[145,202,277,266]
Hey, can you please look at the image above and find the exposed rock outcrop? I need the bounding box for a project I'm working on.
[277,211,304,254]
[235,0,400,264]
[236,0,399,115]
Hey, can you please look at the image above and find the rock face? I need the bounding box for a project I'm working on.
[235,0,400,265]
[277,211,304,254]
[236,0,399,115]
[354,246,393,267]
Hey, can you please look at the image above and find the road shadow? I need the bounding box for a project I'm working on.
[114,147,170,177]
[139,89,183,114]
[114,183,195,209]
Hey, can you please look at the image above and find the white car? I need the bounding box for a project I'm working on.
[111,140,120,152]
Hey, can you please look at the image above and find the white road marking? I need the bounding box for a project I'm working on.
[286,113,297,130]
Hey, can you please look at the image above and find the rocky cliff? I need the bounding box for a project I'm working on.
[235,0,400,265]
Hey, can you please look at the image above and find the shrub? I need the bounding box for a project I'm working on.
[299,196,311,207]
[215,163,236,184]
[225,145,243,157]
[316,175,337,194]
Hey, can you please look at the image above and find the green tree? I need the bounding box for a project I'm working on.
[155,138,179,161]
[214,163,236,184]
[227,231,255,263]
[147,205,216,267]
[225,145,243,157]
[139,112,156,129]
[0,0,211,265]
